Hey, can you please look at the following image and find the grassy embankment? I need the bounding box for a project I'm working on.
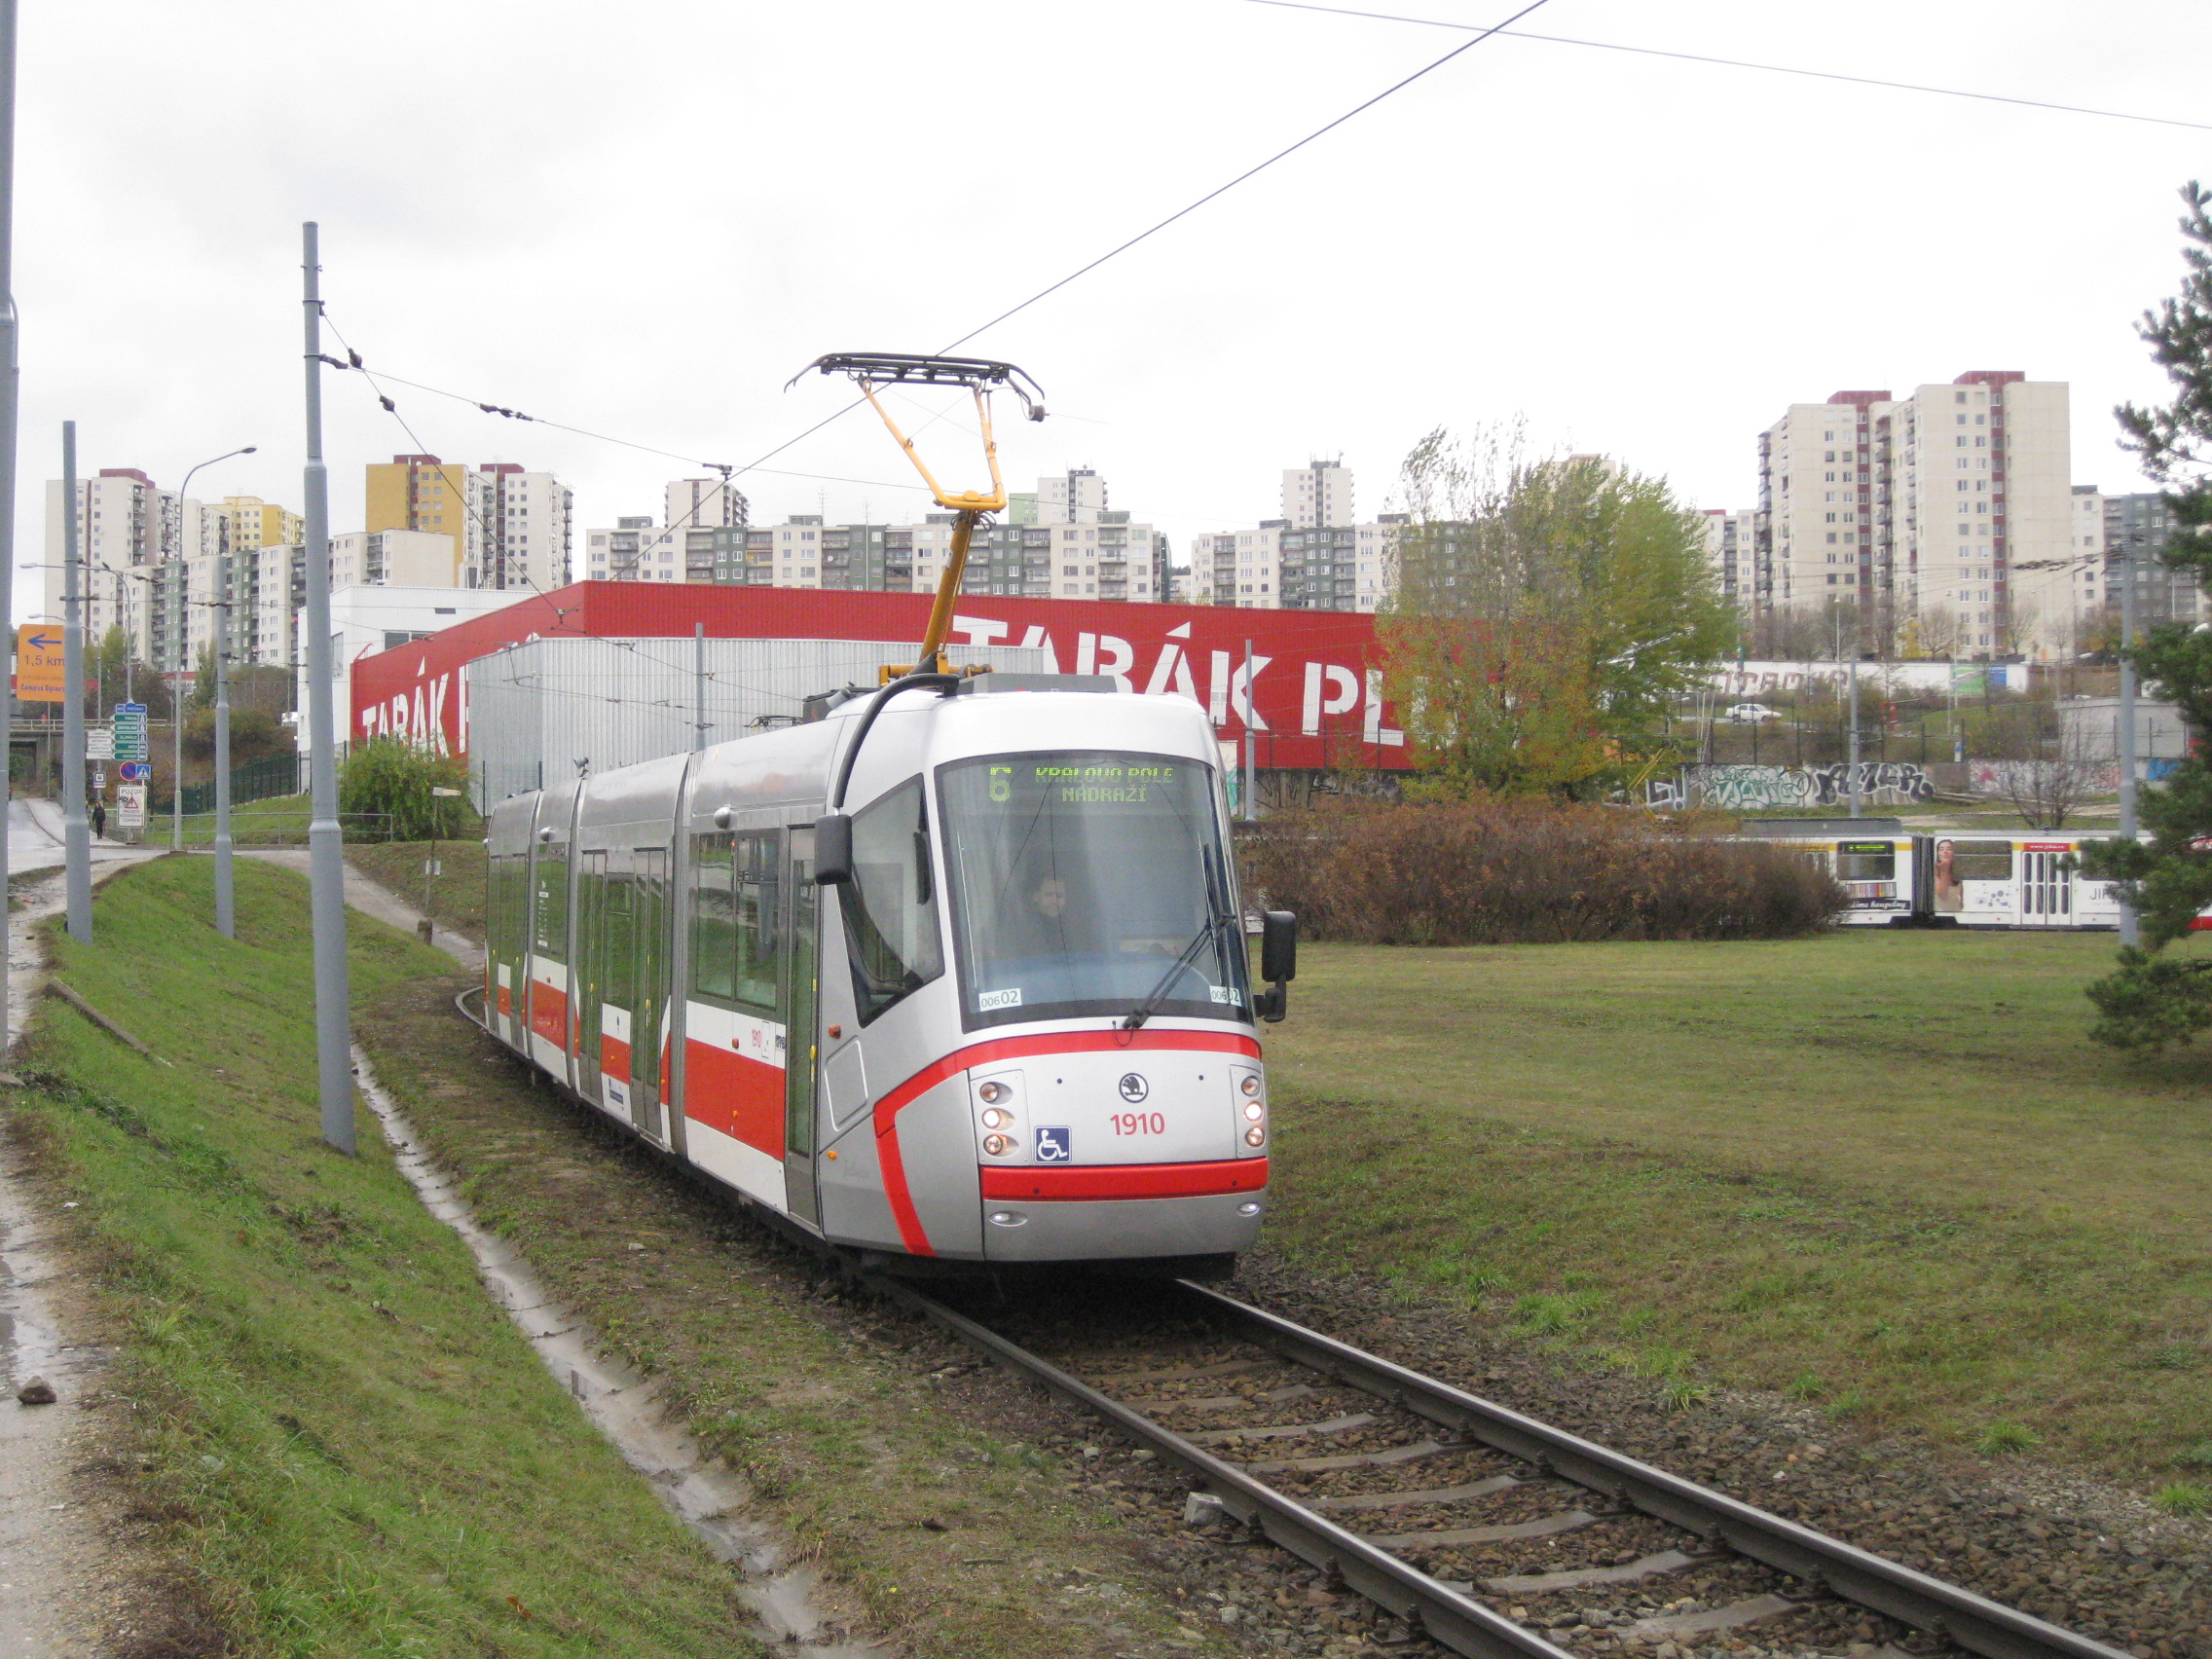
[1259,927,2212,1492]
[348,838,488,939]
[12,854,1235,1659]
[7,856,765,1655]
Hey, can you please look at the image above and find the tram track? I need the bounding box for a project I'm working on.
[871,1275,2135,1659]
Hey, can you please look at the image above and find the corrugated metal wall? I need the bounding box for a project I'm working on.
[466,636,1051,803]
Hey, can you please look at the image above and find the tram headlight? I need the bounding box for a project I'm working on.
[979,1107,1013,1130]
[1239,1074,1262,1098]
[982,1132,1013,1157]
[977,1080,1012,1105]
[1242,1101,1265,1123]
[1244,1125,1266,1148]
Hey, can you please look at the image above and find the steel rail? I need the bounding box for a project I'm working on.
[868,1276,1575,1659]
[1180,1282,2131,1659]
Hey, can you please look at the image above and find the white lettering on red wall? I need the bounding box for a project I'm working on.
[350,585,1406,769]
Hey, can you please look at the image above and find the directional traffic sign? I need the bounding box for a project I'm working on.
[15,623,62,702]
[86,726,114,762]
[113,701,148,762]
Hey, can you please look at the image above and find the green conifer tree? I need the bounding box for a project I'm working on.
[2081,182,2212,1047]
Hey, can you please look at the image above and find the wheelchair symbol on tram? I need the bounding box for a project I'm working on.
[1035,1125,1072,1163]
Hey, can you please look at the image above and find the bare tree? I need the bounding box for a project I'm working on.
[1989,706,2113,830]
[1911,604,1965,660]
[1996,595,2043,659]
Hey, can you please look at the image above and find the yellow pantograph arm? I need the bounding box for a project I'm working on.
[857,380,1008,514]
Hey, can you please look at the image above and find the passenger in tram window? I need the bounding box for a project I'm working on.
[1933,838,1963,913]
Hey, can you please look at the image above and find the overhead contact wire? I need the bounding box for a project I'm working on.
[1245,0,2212,133]
[937,0,1555,353]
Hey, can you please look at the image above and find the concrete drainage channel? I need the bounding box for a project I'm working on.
[352,1049,883,1657]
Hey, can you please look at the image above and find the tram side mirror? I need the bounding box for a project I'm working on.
[814,814,854,885]
[1260,910,1298,984]
[1255,910,1297,1024]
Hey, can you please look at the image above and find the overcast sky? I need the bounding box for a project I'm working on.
[14,0,2211,611]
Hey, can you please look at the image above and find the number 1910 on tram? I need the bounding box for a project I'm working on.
[481,673,1297,1272]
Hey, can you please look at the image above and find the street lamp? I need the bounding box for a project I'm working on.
[163,446,256,852]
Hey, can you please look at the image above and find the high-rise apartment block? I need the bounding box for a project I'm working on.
[214,496,302,556]
[1184,462,1399,612]
[1282,459,1352,529]
[1037,468,1107,525]
[43,468,293,678]
[364,454,571,590]
[1702,509,1758,612]
[665,476,749,530]
[583,473,1165,602]
[2099,491,2207,627]
[1742,372,2075,657]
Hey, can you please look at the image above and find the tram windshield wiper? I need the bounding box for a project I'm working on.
[1121,910,1231,1032]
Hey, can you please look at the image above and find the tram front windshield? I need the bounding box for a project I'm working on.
[939,751,1247,1029]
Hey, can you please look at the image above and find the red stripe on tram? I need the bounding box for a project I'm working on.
[871,1029,1263,1256]
[979,1159,1268,1202]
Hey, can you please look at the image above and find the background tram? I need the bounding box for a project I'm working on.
[482,675,1292,1270]
[1739,819,2125,928]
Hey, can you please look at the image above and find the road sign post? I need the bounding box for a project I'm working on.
[113,699,145,761]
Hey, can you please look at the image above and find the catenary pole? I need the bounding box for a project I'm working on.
[60,423,89,942]
[301,223,353,1153]
[0,0,19,1047]
[212,544,233,938]
[1241,637,1256,823]
[1847,652,1862,819]
[2118,533,2140,948]
[692,620,706,751]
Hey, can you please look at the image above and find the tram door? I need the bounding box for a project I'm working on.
[2021,845,2072,927]
[783,828,821,1229]
[575,851,611,1102]
[633,846,670,1142]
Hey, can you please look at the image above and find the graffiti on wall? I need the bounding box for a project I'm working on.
[1688,762,1937,811]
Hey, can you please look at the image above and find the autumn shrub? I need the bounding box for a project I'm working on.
[1240,797,1845,944]
[339,738,476,842]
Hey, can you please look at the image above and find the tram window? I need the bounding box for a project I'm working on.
[490,854,523,950]
[839,777,944,1024]
[1833,843,1895,882]
[689,833,737,1002]
[1952,840,2012,880]
[690,831,781,1011]
[939,751,1247,1030]
[533,848,568,957]
[732,832,779,1010]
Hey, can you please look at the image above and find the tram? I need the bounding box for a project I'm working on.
[1740,821,2125,928]
[482,351,1296,1269]
[483,674,1290,1269]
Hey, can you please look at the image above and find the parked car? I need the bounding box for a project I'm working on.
[1725,702,1782,723]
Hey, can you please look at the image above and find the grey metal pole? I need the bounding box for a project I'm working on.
[1847,653,1862,819]
[1241,637,1256,822]
[2118,535,2140,948]
[301,222,354,1154]
[0,0,20,1050]
[212,548,234,938]
[692,620,706,751]
[169,615,182,849]
[60,423,90,943]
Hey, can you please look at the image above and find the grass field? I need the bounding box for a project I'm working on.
[7,858,765,1655]
[1259,928,2212,1484]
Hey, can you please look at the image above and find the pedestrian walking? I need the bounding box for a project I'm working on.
[91,799,106,840]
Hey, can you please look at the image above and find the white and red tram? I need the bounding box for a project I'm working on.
[483,673,1295,1270]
